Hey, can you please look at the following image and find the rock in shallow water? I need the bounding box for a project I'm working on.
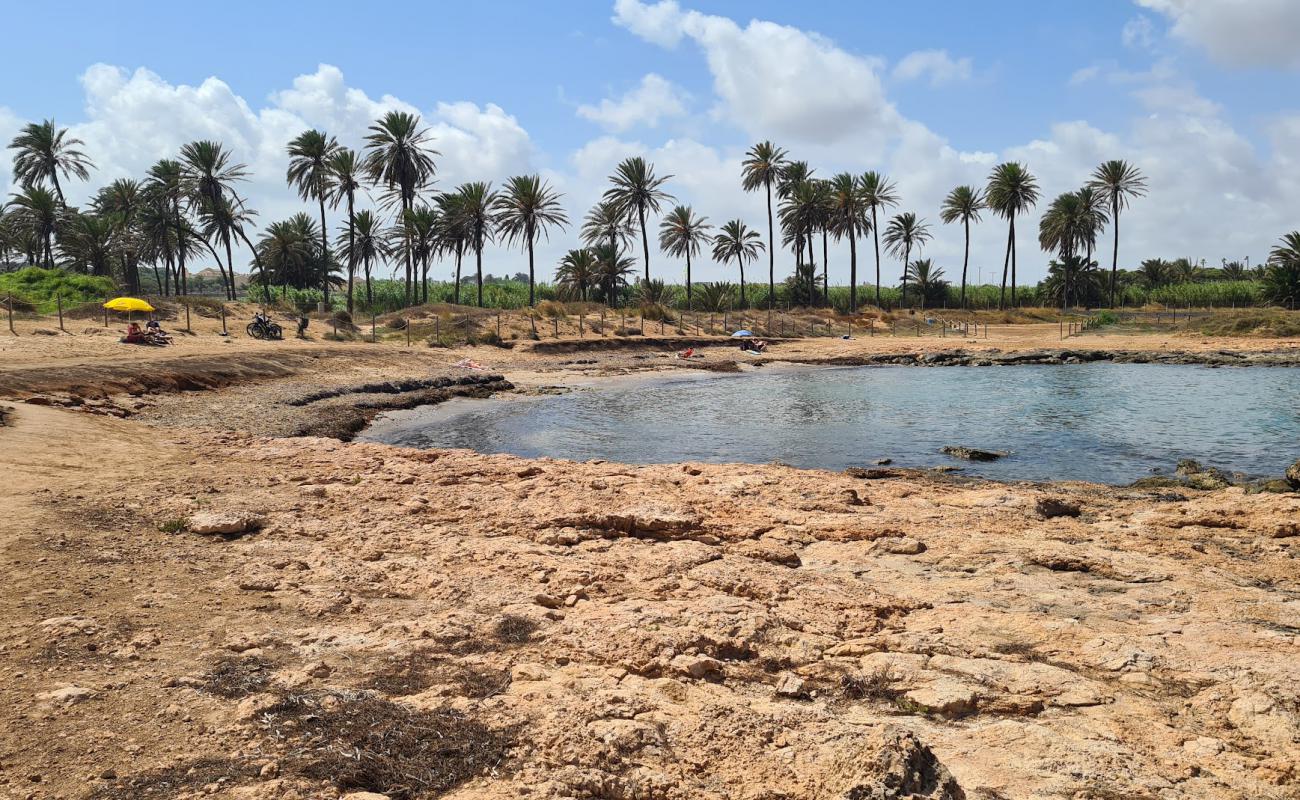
[940,446,1007,461]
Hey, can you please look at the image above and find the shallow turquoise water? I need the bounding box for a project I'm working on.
[359,364,1300,484]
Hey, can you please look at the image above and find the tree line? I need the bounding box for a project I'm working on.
[3,116,1298,312]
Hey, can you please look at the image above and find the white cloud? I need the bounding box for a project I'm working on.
[611,0,687,47]
[892,50,973,87]
[1121,15,1155,50]
[1136,0,1300,68]
[576,74,688,132]
[1068,65,1102,86]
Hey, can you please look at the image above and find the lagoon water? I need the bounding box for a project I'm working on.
[359,364,1300,484]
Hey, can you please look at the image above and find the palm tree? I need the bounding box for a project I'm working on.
[402,205,439,304]
[286,129,340,305]
[591,243,636,305]
[256,217,316,297]
[325,148,363,313]
[435,191,469,305]
[336,210,390,309]
[581,200,636,260]
[180,140,247,211]
[811,179,833,306]
[1088,160,1147,307]
[711,219,765,308]
[8,120,94,205]
[93,179,146,292]
[883,212,933,307]
[940,185,984,308]
[146,159,191,295]
[363,111,439,305]
[1075,185,1109,269]
[555,248,598,302]
[7,185,61,267]
[198,195,256,300]
[604,156,673,286]
[57,212,116,276]
[742,141,789,310]
[1038,192,1088,308]
[658,206,712,304]
[986,162,1040,309]
[1138,259,1169,290]
[494,175,568,307]
[859,171,899,306]
[903,259,948,310]
[779,179,823,306]
[1264,232,1300,307]
[827,174,868,312]
[456,182,497,307]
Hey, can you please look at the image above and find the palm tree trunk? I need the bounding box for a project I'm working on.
[685,248,692,303]
[821,229,829,306]
[738,256,746,308]
[872,207,882,307]
[346,192,356,315]
[638,205,650,286]
[765,180,774,310]
[475,239,483,308]
[403,198,413,306]
[317,195,330,307]
[152,262,164,294]
[849,231,858,313]
[901,244,911,308]
[224,238,238,301]
[1109,197,1120,308]
[1010,214,1018,307]
[961,217,970,309]
[51,173,65,207]
[999,223,1012,310]
[234,227,268,304]
[174,203,188,296]
[527,227,536,307]
[454,245,462,305]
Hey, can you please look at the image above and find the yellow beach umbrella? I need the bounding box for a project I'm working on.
[103,297,155,313]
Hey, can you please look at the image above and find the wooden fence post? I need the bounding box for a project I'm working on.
[103,298,109,327]
[6,294,13,335]
[57,294,64,332]
[372,313,377,343]
[185,301,191,333]
[554,317,559,338]
[220,304,227,335]
[406,319,411,347]
[579,312,584,337]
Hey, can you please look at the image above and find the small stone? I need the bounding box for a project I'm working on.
[877,537,925,555]
[533,593,562,609]
[1035,497,1081,519]
[188,511,264,536]
[305,660,332,678]
[259,761,280,779]
[670,654,723,680]
[775,673,806,698]
[38,685,94,705]
[1285,459,1300,488]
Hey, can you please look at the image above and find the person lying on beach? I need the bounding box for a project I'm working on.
[677,347,696,359]
[738,338,767,353]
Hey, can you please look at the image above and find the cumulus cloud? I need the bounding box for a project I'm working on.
[576,74,689,132]
[892,50,974,87]
[1136,0,1300,68]
[1121,15,1155,50]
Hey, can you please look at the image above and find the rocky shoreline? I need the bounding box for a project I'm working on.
[777,346,1300,368]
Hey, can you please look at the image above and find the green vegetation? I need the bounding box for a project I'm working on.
[0,266,115,312]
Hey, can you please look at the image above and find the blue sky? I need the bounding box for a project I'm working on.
[2,0,1298,283]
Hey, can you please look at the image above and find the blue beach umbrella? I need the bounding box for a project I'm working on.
[731,329,753,337]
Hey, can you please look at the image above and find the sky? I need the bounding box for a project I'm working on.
[1,0,1299,286]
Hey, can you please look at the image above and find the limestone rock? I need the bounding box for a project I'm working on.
[1035,497,1081,518]
[188,511,264,535]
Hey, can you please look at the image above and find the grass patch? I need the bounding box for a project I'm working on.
[492,614,538,645]
[259,690,512,799]
[157,517,188,534]
[840,668,901,701]
[364,652,512,699]
[1197,309,1300,338]
[0,267,116,313]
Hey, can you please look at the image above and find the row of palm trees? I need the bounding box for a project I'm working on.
[4,117,1151,312]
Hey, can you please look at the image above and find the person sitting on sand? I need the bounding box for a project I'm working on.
[123,322,145,344]
[739,338,767,353]
[677,347,695,359]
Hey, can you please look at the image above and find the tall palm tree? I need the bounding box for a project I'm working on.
[555,248,598,302]
[6,185,61,267]
[1264,231,1300,307]
[286,129,340,305]
[8,120,94,205]
[741,141,787,310]
[198,195,255,300]
[939,185,985,308]
[658,205,712,304]
[811,179,833,306]
[325,148,363,313]
[711,219,765,308]
[336,209,390,308]
[93,179,146,292]
[180,140,247,211]
[826,173,867,313]
[986,162,1040,309]
[456,181,497,307]
[435,191,469,305]
[581,200,636,260]
[859,171,899,306]
[1038,191,1088,309]
[1088,160,1147,307]
[1075,185,1109,268]
[402,205,439,304]
[604,156,673,286]
[147,159,190,295]
[363,111,439,305]
[883,212,933,308]
[493,175,568,307]
[778,178,822,305]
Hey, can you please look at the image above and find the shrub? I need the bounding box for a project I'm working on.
[0,267,117,313]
